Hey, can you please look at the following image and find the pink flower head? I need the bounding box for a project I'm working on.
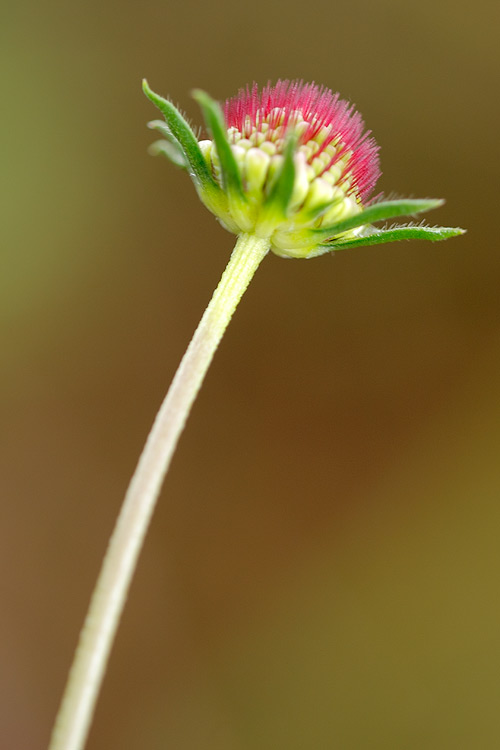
[193,79,383,253]
[224,80,380,204]
[143,79,464,258]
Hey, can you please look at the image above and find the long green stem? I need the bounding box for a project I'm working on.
[48,233,270,750]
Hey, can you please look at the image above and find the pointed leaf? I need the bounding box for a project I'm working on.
[264,134,297,215]
[310,198,445,243]
[147,118,182,143]
[148,118,177,140]
[276,198,447,250]
[191,89,245,200]
[256,135,298,237]
[148,139,188,168]
[142,80,216,190]
[299,199,343,225]
[312,224,466,255]
[147,120,190,167]
[192,89,253,230]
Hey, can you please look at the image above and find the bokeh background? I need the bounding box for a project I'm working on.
[2,0,500,747]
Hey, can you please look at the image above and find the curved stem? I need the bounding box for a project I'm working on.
[48,233,270,750]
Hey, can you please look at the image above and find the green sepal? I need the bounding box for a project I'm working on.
[256,135,297,235]
[142,80,217,191]
[297,198,344,225]
[148,118,183,144]
[311,198,445,244]
[147,119,189,168]
[277,198,445,249]
[148,139,188,168]
[308,224,466,257]
[192,89,252,231]
[266,135,297,214]
[147,120,189,168]
[191,89,244,197]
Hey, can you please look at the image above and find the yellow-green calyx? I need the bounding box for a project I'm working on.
[143,79,465,258]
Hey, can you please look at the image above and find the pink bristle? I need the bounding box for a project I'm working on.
[223,80,381,201]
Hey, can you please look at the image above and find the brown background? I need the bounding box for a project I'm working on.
[2,0,500,747]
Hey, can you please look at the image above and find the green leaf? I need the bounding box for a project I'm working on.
[191,89,245,200]
[275,198,447,251]
[192,88,252,231]
[142,80,216,190]
[147,121,189,167]
[148,118,179,142]
[148,139,188,168]
[311,198,445,243]
[264,134,297,215]
[255,135,298,237]
[310,224,466,256]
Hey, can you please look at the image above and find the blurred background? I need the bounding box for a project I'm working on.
[2,0,499,747]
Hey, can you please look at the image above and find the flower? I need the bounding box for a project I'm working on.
[143,79,464,258]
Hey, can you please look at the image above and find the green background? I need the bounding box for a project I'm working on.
[2,0,499,747]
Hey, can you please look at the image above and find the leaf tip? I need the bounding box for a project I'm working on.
[142,79,159,106]
[191,88,208,105]
[416,197,445,213]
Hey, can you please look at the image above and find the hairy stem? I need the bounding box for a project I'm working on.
[49,233,270,750]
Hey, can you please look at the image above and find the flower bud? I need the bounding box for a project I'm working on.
[143,79,465,257]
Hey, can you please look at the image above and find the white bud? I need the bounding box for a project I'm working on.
[267,154,284,182]
[245,148,271,194]
[269,107,285,124]
[324,162,342,185]
[321,192,359,226]
[289,152,310,209]
[316,125,332,145]
[230,144,247,169]
[304,177,334,210]
[198,140,213,163]
[294,120,309,139]
[238,139,253,150]
[260,141,277,156]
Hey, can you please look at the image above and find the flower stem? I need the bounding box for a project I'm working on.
[48,232,270,750]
